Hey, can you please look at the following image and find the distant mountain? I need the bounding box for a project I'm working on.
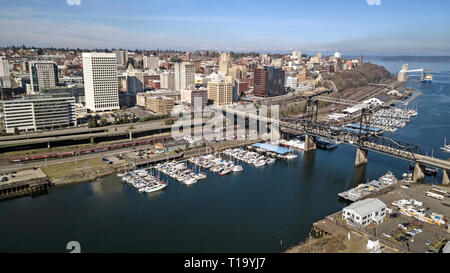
[368,56,450,62]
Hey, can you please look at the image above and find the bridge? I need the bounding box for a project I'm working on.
[219,98,450,185]
[398,64,430,82]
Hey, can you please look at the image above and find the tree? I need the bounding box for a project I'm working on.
[164,118,174,125]
[99,118,109,127]
[13,127,19,135]
[88,117,98,128]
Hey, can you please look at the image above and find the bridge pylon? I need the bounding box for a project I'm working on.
[413,162,425,183]
[354,147,368,167]
[443,170,450,185]
[304,135,316,152]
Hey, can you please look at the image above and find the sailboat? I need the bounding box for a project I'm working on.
[440,137,450,153]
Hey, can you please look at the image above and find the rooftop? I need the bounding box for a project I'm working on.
[344,198,386,216]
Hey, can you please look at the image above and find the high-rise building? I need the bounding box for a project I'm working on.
[29,61,59,94]
[191,89,207,111]
[253,66,285,97]
[3,95,76,133]
[334,52,342,59]
[114,50,128,67]
[160,71,175,90]
[359,55,364,65]
[0,56,11,89]
[219,53,232,75]
[228,65,248,81]
[143,56,159,70]
[82,52,119,112]
[124,66,144,94]
[174,62,195,91]
[207,80,233,106]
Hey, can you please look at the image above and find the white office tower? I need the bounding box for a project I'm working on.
[0,56,11,89]
[144,56,159,70]
[82,52,119,112]
[174,62,195,91]
[29,61,59,94]
[334,52,342,59]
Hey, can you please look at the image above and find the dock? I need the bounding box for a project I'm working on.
[403,91,423,106]
[0,178,54,201]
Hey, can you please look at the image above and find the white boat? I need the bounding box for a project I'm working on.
[254,160,266,167]
[266,158,276,164]
[220,168,232,176]
[285,153,298,160]
[184,177,197,185]
[233,165,243,172]
[144,182,168,193]
[379,171,397,185]
[440,137,450,153]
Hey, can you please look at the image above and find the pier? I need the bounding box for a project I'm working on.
[0,178,54,201]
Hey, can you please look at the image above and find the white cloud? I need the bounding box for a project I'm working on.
[66,0,81,6]
[366,0,381,6]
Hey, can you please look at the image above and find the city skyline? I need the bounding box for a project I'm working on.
[0,0,450,55]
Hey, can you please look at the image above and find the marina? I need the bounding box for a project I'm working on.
[118,168,168,194]
[368,107,418,133]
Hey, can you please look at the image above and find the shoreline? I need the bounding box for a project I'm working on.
[47,138,260,188]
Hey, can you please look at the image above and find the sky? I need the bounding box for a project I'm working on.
[1,0,450,55]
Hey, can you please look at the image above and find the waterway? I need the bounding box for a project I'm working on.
[0,59,448,253]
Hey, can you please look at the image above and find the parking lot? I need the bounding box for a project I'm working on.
[0,168,47,185]
[373,183,449,253]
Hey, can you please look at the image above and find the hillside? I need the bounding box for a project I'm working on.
[324,63,394,92]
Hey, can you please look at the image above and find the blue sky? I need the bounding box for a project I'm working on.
[1,0,450,55]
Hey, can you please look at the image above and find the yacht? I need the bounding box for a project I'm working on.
[184,177,197,185]
[379,171,398,185]
[440,138,450,153]
[220,168,232,176]
[254,160,266,167]
[144,182,168,193]
[285,153,298,160]
[233,165,244,172]
[266,158,276,164]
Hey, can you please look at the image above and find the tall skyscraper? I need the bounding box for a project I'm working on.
[143,56,159,70]
[174,62,195,91]
[160,71,175,90]
[253,66,285,97]
[0,56,11,89]
[82,52,119,112]
[219,53,232,75]
[114,50,128,67]
[207,80,233,106]
[28,61,59,94]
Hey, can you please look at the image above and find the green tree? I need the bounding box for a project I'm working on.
[13,127,19,135]
[164,118,174,125]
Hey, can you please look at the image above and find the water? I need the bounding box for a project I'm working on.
[0,60,449,253]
